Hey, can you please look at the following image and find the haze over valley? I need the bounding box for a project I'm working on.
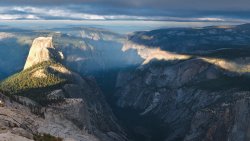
[1,0,250,141]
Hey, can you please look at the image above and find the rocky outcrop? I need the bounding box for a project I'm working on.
[0,92,98,141]
[24,37,63,70]
[0,37,128,141]
[184,97,250,141]
[0,26,142,78]
[0,91,127,141]
[0,132,33,141]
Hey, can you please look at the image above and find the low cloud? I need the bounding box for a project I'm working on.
[0,5,249,21]
[0,6,152,20]
[0,14,41,20]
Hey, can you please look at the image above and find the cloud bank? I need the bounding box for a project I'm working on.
[0,0,250,21]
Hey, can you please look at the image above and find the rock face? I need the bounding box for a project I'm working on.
[0,26,142,79]
[0,93,99,141]
[0,37,128,141]
[24,37,63,70]
[3,25,250,141]
[114,48,250,141]
[184,98,250,141]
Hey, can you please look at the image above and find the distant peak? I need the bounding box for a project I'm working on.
[24,36,63,70]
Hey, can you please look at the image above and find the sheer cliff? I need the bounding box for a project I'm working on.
[0,37,128,141]
[114,25,250,141]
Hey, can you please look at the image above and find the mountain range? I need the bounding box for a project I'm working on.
[1,24,250,141]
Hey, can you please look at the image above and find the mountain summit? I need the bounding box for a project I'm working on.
[0,37,127,141]
[24,37,63,70]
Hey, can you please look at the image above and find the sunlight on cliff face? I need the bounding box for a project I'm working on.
[142,48,191,64]
[122,41,191,64]
[201,57,250,73]
[123,41,250,73]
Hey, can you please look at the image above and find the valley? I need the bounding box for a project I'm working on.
[1,23,250,141]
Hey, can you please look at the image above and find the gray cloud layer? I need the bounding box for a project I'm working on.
[1,0,250,10]
[0,0,250,20]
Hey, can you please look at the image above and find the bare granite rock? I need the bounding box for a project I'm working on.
[0,36,128,141]
[24,37,63,70]
[115,56,250,141]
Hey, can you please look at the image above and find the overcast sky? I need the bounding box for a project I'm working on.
[0,0,250,21]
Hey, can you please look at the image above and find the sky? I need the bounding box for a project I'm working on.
[0,0,250,21]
